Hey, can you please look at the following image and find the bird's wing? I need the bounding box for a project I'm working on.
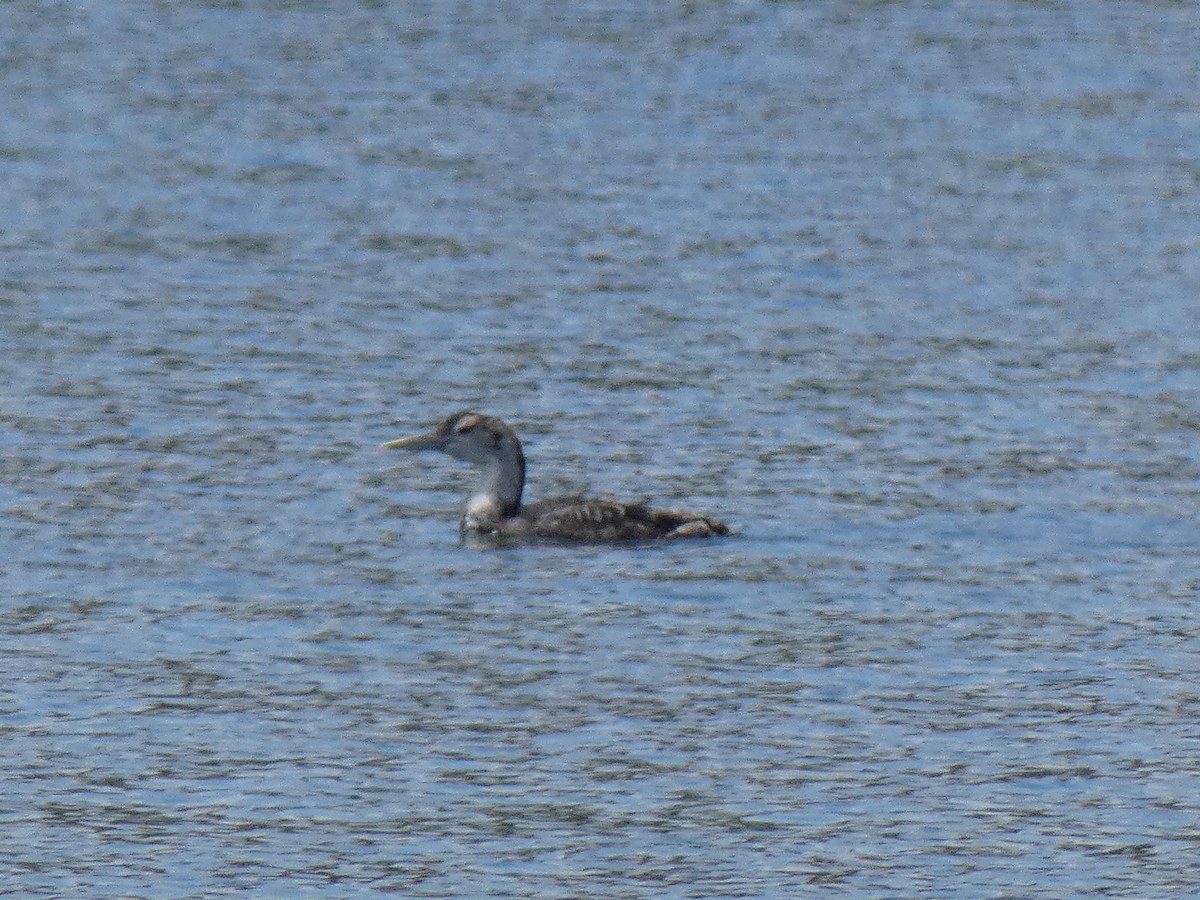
[522,497,660,541]
[522,496,726,541]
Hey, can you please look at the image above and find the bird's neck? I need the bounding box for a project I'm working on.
[464,446,524,529]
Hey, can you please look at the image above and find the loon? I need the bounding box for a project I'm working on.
[383,411,729,542]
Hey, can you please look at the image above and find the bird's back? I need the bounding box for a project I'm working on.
[518,496,728,542]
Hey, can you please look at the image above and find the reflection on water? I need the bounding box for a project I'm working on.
[3,1,1200,895]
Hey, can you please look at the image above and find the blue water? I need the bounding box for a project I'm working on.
[4,1,1200,895]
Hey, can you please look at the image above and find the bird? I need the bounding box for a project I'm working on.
[382,410,729,543]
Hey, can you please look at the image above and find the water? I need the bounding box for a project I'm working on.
[3,0,1200,895]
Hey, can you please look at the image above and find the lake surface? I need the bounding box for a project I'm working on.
[4,0,1200,895]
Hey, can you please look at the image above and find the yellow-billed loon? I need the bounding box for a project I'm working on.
[383,411,729,542]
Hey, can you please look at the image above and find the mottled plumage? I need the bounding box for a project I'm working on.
[383,411,728,543]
